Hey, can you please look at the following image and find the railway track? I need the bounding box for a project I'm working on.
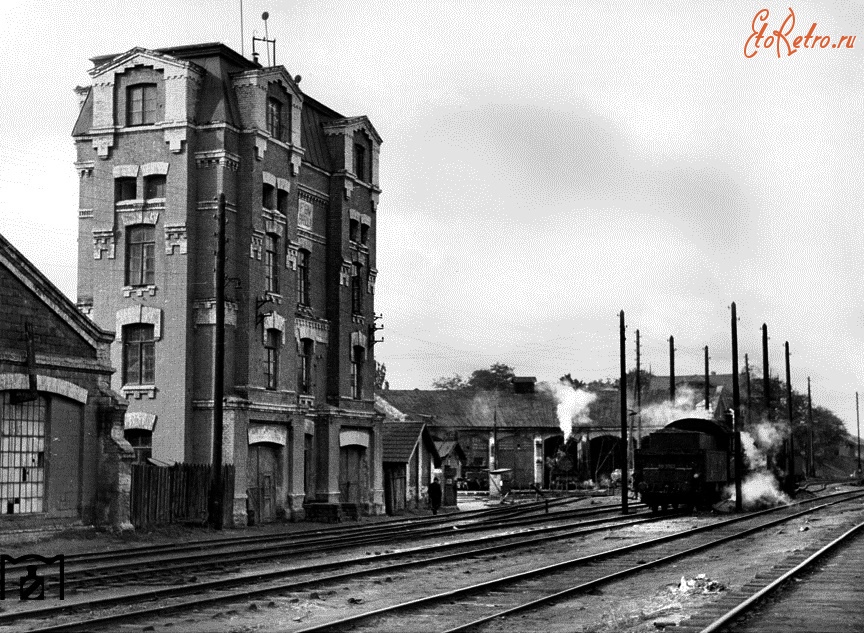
[3,497,634,593]
[8,491,862,632]
[681,517,864,632]
[0,499,655,630]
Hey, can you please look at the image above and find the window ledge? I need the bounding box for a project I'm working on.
[115,200,145,211]
[351,314,365,325]
[122,385,157,400]
[123,285,157,298]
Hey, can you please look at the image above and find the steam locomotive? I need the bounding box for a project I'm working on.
[634,416,735,511]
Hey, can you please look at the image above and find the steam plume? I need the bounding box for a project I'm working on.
[546,380,596,440]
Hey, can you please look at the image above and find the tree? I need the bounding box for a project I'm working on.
[375,362,387,390]
[466,363,515,391]
[432,374,468,390]
[432,362,517,391]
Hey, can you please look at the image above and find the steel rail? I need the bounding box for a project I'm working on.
[2,507,661,630]
[696,520,864,633]
[293,493,864,633]
[16,492,862,632]
[47,501,637,589]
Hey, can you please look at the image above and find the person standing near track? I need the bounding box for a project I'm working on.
[427,477,442,515]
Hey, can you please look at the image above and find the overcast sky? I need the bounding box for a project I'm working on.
[1,1,862,435]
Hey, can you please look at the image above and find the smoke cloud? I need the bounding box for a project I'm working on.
[638,386,713,430]
[546,380,596,440]
[726,417,791,510]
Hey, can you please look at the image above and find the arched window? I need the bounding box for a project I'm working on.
[126,225,155,286]
[265,233,279,294]
[297,338,313,394]
[123,324,155,385]
[296,249,310,306]
[264,328,280,390]
[351,263,363,315]
[350,345,365,400]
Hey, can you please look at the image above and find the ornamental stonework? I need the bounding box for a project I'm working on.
[165,223,187,255]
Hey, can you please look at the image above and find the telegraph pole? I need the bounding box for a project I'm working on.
[857,392,861,475]
[762,324,770,415]
[669,336,675,403]
[635,330,642,448]
[731,302,742,511]
[807,377,814,477]
[704,345,710,411]
[620,311,628,514]
[744,353,752,425]
[211,193,226,529]
[785,341,795,492]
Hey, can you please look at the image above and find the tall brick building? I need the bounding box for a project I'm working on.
[73,43,384,524]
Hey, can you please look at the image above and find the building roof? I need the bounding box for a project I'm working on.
[383,374,740,433]
[382,421,439,463]
[0,231,114,350]
[382,390,560,429]
[435,440,466,462]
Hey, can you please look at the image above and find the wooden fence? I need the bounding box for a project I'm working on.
[130,463,235,529]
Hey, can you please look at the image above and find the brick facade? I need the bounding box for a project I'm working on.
[74,43,384,524]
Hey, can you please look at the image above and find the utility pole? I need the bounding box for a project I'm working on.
[669,336,675,403]
[210,193,226,529]
[635,330,642,449]
[731,302,742,512]
[807,377,814,477]
[492,409,498,471]
[857,392,861,475]
[620,311,628,514]
[744,353,752,425]
[704,345,710,411]
[762,324,770,416]
[785,341,795,493]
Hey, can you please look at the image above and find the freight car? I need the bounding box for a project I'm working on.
[634,417,734,511]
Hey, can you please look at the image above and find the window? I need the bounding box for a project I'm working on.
[353,144,366,181]
[265,234,279,294]
[144,175,165,200]
[127,84,157,126]
[262,184,275,210]
[126,226,155,286]
[277,189,289,215]
[267,98,282,139]
[296,249,310,306]
[123,324,155,385]
[0,393,46,514]
[298,338,313,394]
[351,263,363,315]
[349,219,359,243]
[360,223,369,246]
[125,429,152,465]
[265,329,280,390]
[351,346,364,399]
[115,177,137,203]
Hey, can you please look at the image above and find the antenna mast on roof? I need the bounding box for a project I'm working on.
[239,0,245,56]
[252,12,276,66]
